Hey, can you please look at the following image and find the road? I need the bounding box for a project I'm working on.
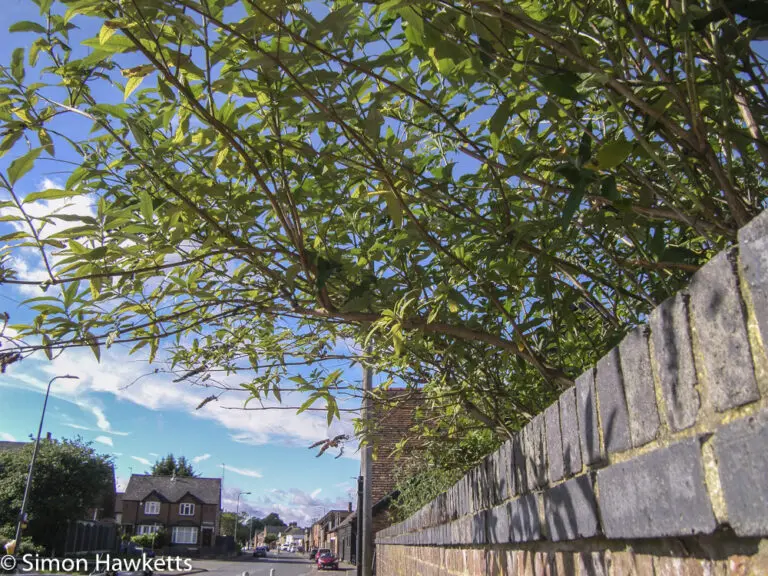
[183,553,355,576]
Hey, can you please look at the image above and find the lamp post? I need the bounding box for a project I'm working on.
[14,374,79,554]
[234,491,250,544]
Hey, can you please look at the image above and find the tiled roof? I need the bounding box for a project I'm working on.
[123,474,221,505]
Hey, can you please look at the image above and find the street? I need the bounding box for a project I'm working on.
[180,553,355,576]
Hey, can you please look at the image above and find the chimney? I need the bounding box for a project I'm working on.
[46,432,51,441]
[348,501,352,512]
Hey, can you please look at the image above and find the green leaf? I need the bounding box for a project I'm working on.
[9,21,46,34]
[297,393,320,414]
[42,334,53,360]
[82,34,136,54]
[11,47,25,82]
[8,147,42,185]
[99,23,117,45]
[562,183,585,227]
[384,192,403,228]
[23,188,82,203]
[489,99,511,138]
[85,332,100,362]
[124,76,144,101]
[539,73,581,101]
[597,139,634,170]
[139,190,153,223]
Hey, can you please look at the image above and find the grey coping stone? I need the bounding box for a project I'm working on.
[559,386,583,477]
[489,493,542,543]
[618,325,660,447]
[688,249,759,411]
[544,473,601,541]
[595,347,632,454]
[544,402,565,483]
[738,214,768,360]
[649,293,701,431]
[597,437,717,538]
[487,502,510,545]
[714,410,768,536]
[497,440,514,501]
[512,432,526,494]
[523,414,548,490]
[576,369,601,465]
[738,207,768,245]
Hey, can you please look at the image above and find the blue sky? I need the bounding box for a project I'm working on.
[0,0,364,527]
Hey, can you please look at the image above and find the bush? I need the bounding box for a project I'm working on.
[130,534,155,548]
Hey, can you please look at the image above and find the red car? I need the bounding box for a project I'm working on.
[316,552,339,571]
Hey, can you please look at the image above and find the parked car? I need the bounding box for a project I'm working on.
[316,552,339,571]
[309,548,319,560]
[252,546,268,558]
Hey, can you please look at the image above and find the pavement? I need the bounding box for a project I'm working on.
[178,552,356,576]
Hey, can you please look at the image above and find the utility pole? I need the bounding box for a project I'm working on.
[355,475,363,576]
[361,363,373,576]
[14,375,79,555]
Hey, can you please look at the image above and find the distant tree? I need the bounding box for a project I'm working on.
[150,454,196,477]
[261,513,286,527]
[264,534,278,546]
[219,512,250,543]
[0,438,113,552]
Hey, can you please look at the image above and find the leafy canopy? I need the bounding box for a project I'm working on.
[0,0,766,447]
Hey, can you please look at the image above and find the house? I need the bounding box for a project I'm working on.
[120,474,222,550]
[253,525,280,548]
[282,525,307,550]
[311,506,352,555]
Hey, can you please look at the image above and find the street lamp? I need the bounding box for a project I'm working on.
[14,374,79,554]
[234,491,251,544]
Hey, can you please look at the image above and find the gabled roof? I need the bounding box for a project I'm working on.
[123,475,221,505]
[285,527,305,536]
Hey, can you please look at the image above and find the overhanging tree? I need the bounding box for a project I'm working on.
[1,0,766,449]
[0,438,114,552]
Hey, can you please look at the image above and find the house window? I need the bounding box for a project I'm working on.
[137,525,161,535]
[179,503,195,516]
[144,501,160,515]
[172,526,198,545]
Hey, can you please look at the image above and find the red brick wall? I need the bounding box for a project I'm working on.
[369,389,423,505]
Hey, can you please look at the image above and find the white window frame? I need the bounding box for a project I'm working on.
[179,503,195,516]
[144,501,160,515]
[138,525,161,535]
[172,526,198,545]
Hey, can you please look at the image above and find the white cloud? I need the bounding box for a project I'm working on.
[94,435,113,447]
[64,422,130,436]
[149,452,159,457]
[311,488,322,499]
[7,346,359,455]
[222,465,262,479]
[113,452,123,456]
[192,453,211,464]
[1,432,17,442]
[131,456,152,466]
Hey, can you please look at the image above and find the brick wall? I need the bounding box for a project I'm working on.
[370,389,423,504]
[375,210,768,575]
